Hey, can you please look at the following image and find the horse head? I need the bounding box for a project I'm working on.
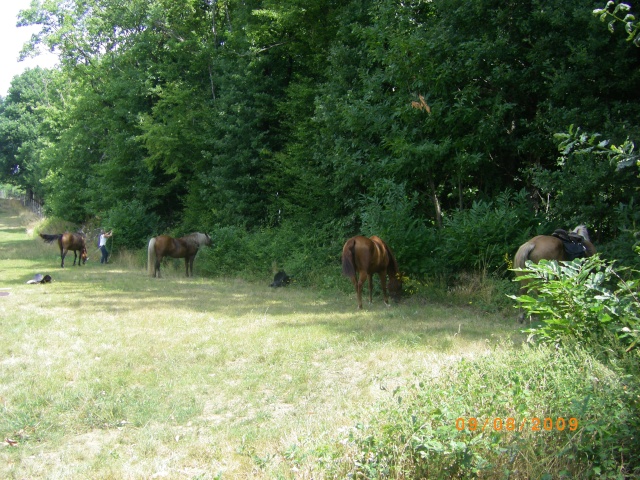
[81,246,88,264]
[572,225,591,242]
[388,272,403,302]
[192,232,212,247]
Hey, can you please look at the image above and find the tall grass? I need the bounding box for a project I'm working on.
[331,342,640,479]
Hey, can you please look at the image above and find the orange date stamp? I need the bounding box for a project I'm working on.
[455,417,579,432]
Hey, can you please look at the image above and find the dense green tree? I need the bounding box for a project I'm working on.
[0,68,58,202]
[19,0,204,234]
[3,0,639,268]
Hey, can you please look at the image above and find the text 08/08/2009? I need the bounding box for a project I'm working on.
[455,417,579,432]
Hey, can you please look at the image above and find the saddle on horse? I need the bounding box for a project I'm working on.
[551,229,587,261]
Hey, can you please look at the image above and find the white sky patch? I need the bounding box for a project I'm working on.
[0,0,58,97]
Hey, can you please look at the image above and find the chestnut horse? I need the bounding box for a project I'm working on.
[147,232,211,278]
[341,235,402,309]
[40,233,88,268]
[513,225,596,322]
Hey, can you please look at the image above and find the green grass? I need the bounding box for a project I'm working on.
[341,342,640,479]
[2,199,639,478]
[0,199,523,478]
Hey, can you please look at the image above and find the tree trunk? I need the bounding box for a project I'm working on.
[429,179,443,228]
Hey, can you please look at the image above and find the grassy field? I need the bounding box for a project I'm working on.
[0,199,523,479]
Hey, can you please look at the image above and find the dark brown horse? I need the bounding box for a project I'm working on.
[40,233,88,268]
[147,232,212,278]
[341,235,402,309]
[513,225,596,322]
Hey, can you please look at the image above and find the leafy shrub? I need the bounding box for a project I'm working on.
[253,220,342,285]
[529,126,640,240]
[437,189,546,276]
[197,225,252,277]
[198,221,343,287]
[359,179,435,276]
[263,231,344,289]
[331,343,640,479]
[598,202,640,269]
[513,255,640,353]
[102,200,160,250]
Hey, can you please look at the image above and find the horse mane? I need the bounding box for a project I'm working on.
[572,225,591,242]
[384,243,400,276]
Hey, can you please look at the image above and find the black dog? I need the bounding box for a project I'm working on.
[270,271,291,287]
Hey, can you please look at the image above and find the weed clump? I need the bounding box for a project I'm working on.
[330,343,640,479]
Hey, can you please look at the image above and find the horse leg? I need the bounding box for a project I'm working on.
[155,254,162,278]
[353,274,364,310]
[185,256,194,277]
[517,284,534,323]
[72,250,78,266]
[379,273,390,306]
[517,310,526,323]
[367,274,374,305]
[514,272,530,323]
[517,301,530,324]
[60,248,67,268]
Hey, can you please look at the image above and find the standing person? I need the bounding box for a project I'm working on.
[99,230,113,264]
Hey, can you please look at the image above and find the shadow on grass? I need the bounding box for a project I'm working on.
[9,263,522,350]
[1,204,521,351]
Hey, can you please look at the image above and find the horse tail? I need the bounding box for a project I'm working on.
[147,237,156,277]
[513,242,535,270]
[341,238,356,278]
[39,233,62,244]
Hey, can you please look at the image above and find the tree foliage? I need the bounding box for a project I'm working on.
[595,1,640,47]
[1,0,639,270]
[0,68,58,201]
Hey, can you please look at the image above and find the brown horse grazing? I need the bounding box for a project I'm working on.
[147,232,212,278]
[513,225,596,322]
[341,235,402,309]
[40,233,88,268]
